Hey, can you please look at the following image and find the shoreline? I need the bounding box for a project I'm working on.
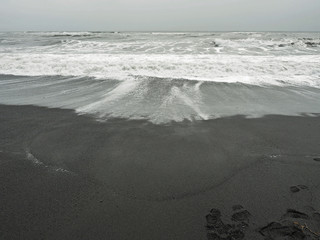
[1,104,320,240]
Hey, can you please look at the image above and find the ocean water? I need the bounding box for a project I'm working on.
[0,31,320,123]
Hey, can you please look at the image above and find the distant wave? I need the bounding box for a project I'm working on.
[49,34,93,38]
[1,32,319,55]
[38,31,94,37]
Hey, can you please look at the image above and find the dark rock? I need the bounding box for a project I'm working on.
[211,41,219,47]
[206,214,220,226]
[205,207,248,240]
[229,229,245,239]
[259,222,305,239]
[290,186,300,193]
[210,208,222,217]
[283,209,309,220]
[206,209,222,226]
[231,210,251,222]
[305,42,318,47]
[206,209,226,232]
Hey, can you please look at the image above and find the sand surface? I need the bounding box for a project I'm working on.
[0,104,320,240]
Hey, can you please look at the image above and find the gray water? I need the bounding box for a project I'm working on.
[0,31,320,123]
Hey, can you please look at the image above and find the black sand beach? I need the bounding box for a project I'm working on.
[1,104,320,240]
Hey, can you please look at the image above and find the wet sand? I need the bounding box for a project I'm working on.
[0,104,320,240]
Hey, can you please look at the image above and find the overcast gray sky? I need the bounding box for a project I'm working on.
[1,0,319,31]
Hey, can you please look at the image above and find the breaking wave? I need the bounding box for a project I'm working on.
[0,31,320,123]
[1,74,320,123]
[0,53,319,88]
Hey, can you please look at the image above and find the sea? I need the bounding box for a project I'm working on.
[0,31,320,123]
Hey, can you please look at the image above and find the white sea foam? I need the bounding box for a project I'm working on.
[0,53,319,87]
[26,149,44,166]
[1,74,320,123]
[25,148,72,174]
